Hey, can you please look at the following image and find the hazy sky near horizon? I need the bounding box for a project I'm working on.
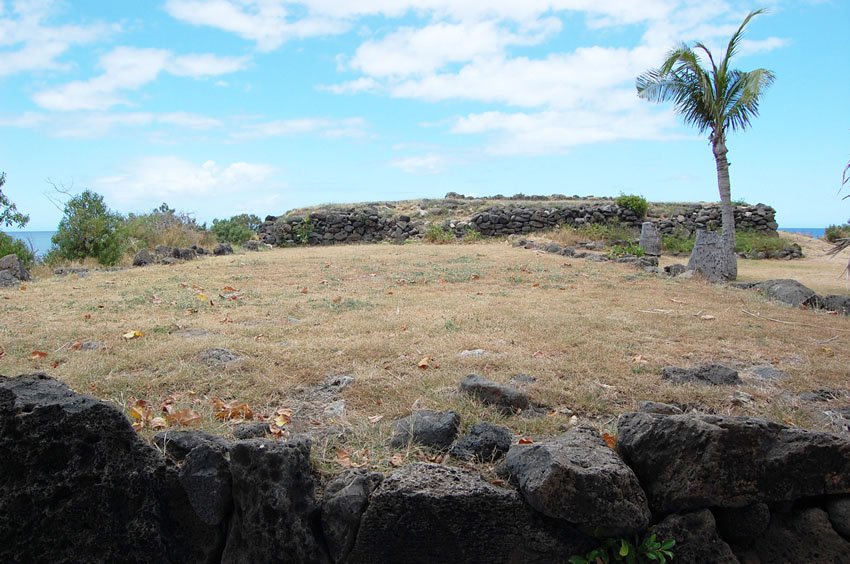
[1,0,847,230]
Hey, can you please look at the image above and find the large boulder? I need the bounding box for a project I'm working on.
[826,495,850,539]
[0,253,29,285]
[753,508,850,563]
[752,279,817,307]
[687,230,736,282]
[617,412,850,513]
[346,463,593,564]
[650,510,738,564]
[222,438,328,563]
[132,248,154,267]
[449,422,512,462]
[321,469,384,563]
[0,373,223,563]
[459,374,530,414]
[500,427,650,535]
[390,409,460,449]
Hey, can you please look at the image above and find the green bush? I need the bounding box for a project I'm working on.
[124,203,211,251]
[570,534,675,564]
[734,230,794,255]
[50,190,126,266]
[0,231,34,267]
[211,214,259,245]
[825,224,850,243]
[424,224,456,244]
[608,242,646,258]
[616,193,649,219]
[661,232,695,255]
[461,227,483,243]
[0,172,29,229]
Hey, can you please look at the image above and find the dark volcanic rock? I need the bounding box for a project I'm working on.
[173,247,197,261]
[132,248,154,267]
[179,443,232,526]
[390,409,460,449]
[501,427,650,535]
[661,364,741,385]
[459,374,530,414]
[754,508,850,563]
[752,279,817,307]
[617,412,850,513]
[0,253,30,283]
[687,230,735,282]
[826,495,850,539]
[664,263,687,276]
[232,422,271,440]
[321,469,384,563]
[153,430,230,461]
[449,422,512,462]
[346,463,594,564]
[222,438,327,564]
[818,295,850,315]
[651,510,738,563]
[714,502,771,543]
[213,243,234,256]
[0,373,223,564]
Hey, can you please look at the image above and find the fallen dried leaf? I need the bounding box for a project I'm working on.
[417,356,432,369]
[222,286,237,292]
[601,432,617,449]
[29,350,47,359]
[122,330,143,340]
[212,397,254,421]
[150,417,168,430]
[195,293,209,302]
[69,341,82,351]
[389,453,405,467]
[332,296,342,304]
[368,415,384,424]
[518,437,534,445]
[274,408,293,427]
[335,448,366,469]
[166,408,202,427]
[83,313,91,320]
[0,346,5,360]
[700,315,716,321]
[300,287,308,294]
[631,355,648,365]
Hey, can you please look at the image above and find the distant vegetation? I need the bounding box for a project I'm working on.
[0,172,35,266]
[615,194,649,219]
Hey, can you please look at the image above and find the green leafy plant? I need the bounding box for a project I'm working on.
[731,198,749,207]
[825,224,850,243]
[0,173,29,229]
[0,231,34,267]
[50,190,126,266]
[734,230,794,255]
[569,534,675,564]
[615,194,649,219]
[424,224,456,244]
[661,231,696,255]
[295,217,313,245]
[608,242,646,259]
[461,226,483,243]
[211,214,259,245]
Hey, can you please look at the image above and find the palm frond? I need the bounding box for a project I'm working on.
[721,9,768,74]
[723,68,775,133]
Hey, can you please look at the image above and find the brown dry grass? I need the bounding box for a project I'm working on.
[3,238,849,473]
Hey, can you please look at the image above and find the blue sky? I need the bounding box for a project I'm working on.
[1,0,847,230]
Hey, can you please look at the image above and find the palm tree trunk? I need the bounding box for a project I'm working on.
[712,138,737,280]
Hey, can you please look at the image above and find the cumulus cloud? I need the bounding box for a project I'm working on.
[33,47,249,111]
[232,117,369,140]
[0,0,115,77]
[93,156,278,205]
[387,153,446,174]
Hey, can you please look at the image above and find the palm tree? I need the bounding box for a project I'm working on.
[636,9,775,280]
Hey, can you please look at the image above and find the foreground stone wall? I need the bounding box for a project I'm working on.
[257,203,778,246]
[4,373,847,563]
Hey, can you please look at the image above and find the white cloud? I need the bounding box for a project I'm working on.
[232,117,369,139]
[33,47,248,111]
[0,0,114,77]
[94,156,278,205]
[388,153,446,174]
[0,110,222,138]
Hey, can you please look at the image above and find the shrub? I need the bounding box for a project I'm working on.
[461,227,483,243]
[608,242,645,259]
[124,203,212,251]
[0,173,29,229]
[825,224,850,243]
[295,217,313,245]
[615,193,649,219]
[735,230,794,255]
[50,190,126,266]
[424,224,456,244]
[211,214,259,245]
[570,534,675,564]
[0,231,34,267]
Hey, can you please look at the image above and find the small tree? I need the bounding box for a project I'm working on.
[0,173,30,229]
[50,190,125,266]
[637,10,775,280]
[211,213,261,245]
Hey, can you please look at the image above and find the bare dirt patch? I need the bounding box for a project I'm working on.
[2,240,848,471]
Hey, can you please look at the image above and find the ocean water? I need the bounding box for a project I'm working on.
[780,227,825,238]
[5,231,56,257]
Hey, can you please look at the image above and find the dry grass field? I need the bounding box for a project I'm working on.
[2,232,849,473]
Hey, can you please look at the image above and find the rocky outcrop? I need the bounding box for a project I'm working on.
[650,510,738,563]
[346,463,594,564]
[0,373,223,564]
[500,427,650,535]
[0,253,29,286]
[617,412,850,513]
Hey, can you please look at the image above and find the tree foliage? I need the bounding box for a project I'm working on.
[211,214,261,245]
[636,9,774,280]
[0,173,30,229]
[50,190,125,266]
[124,202,209,250]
